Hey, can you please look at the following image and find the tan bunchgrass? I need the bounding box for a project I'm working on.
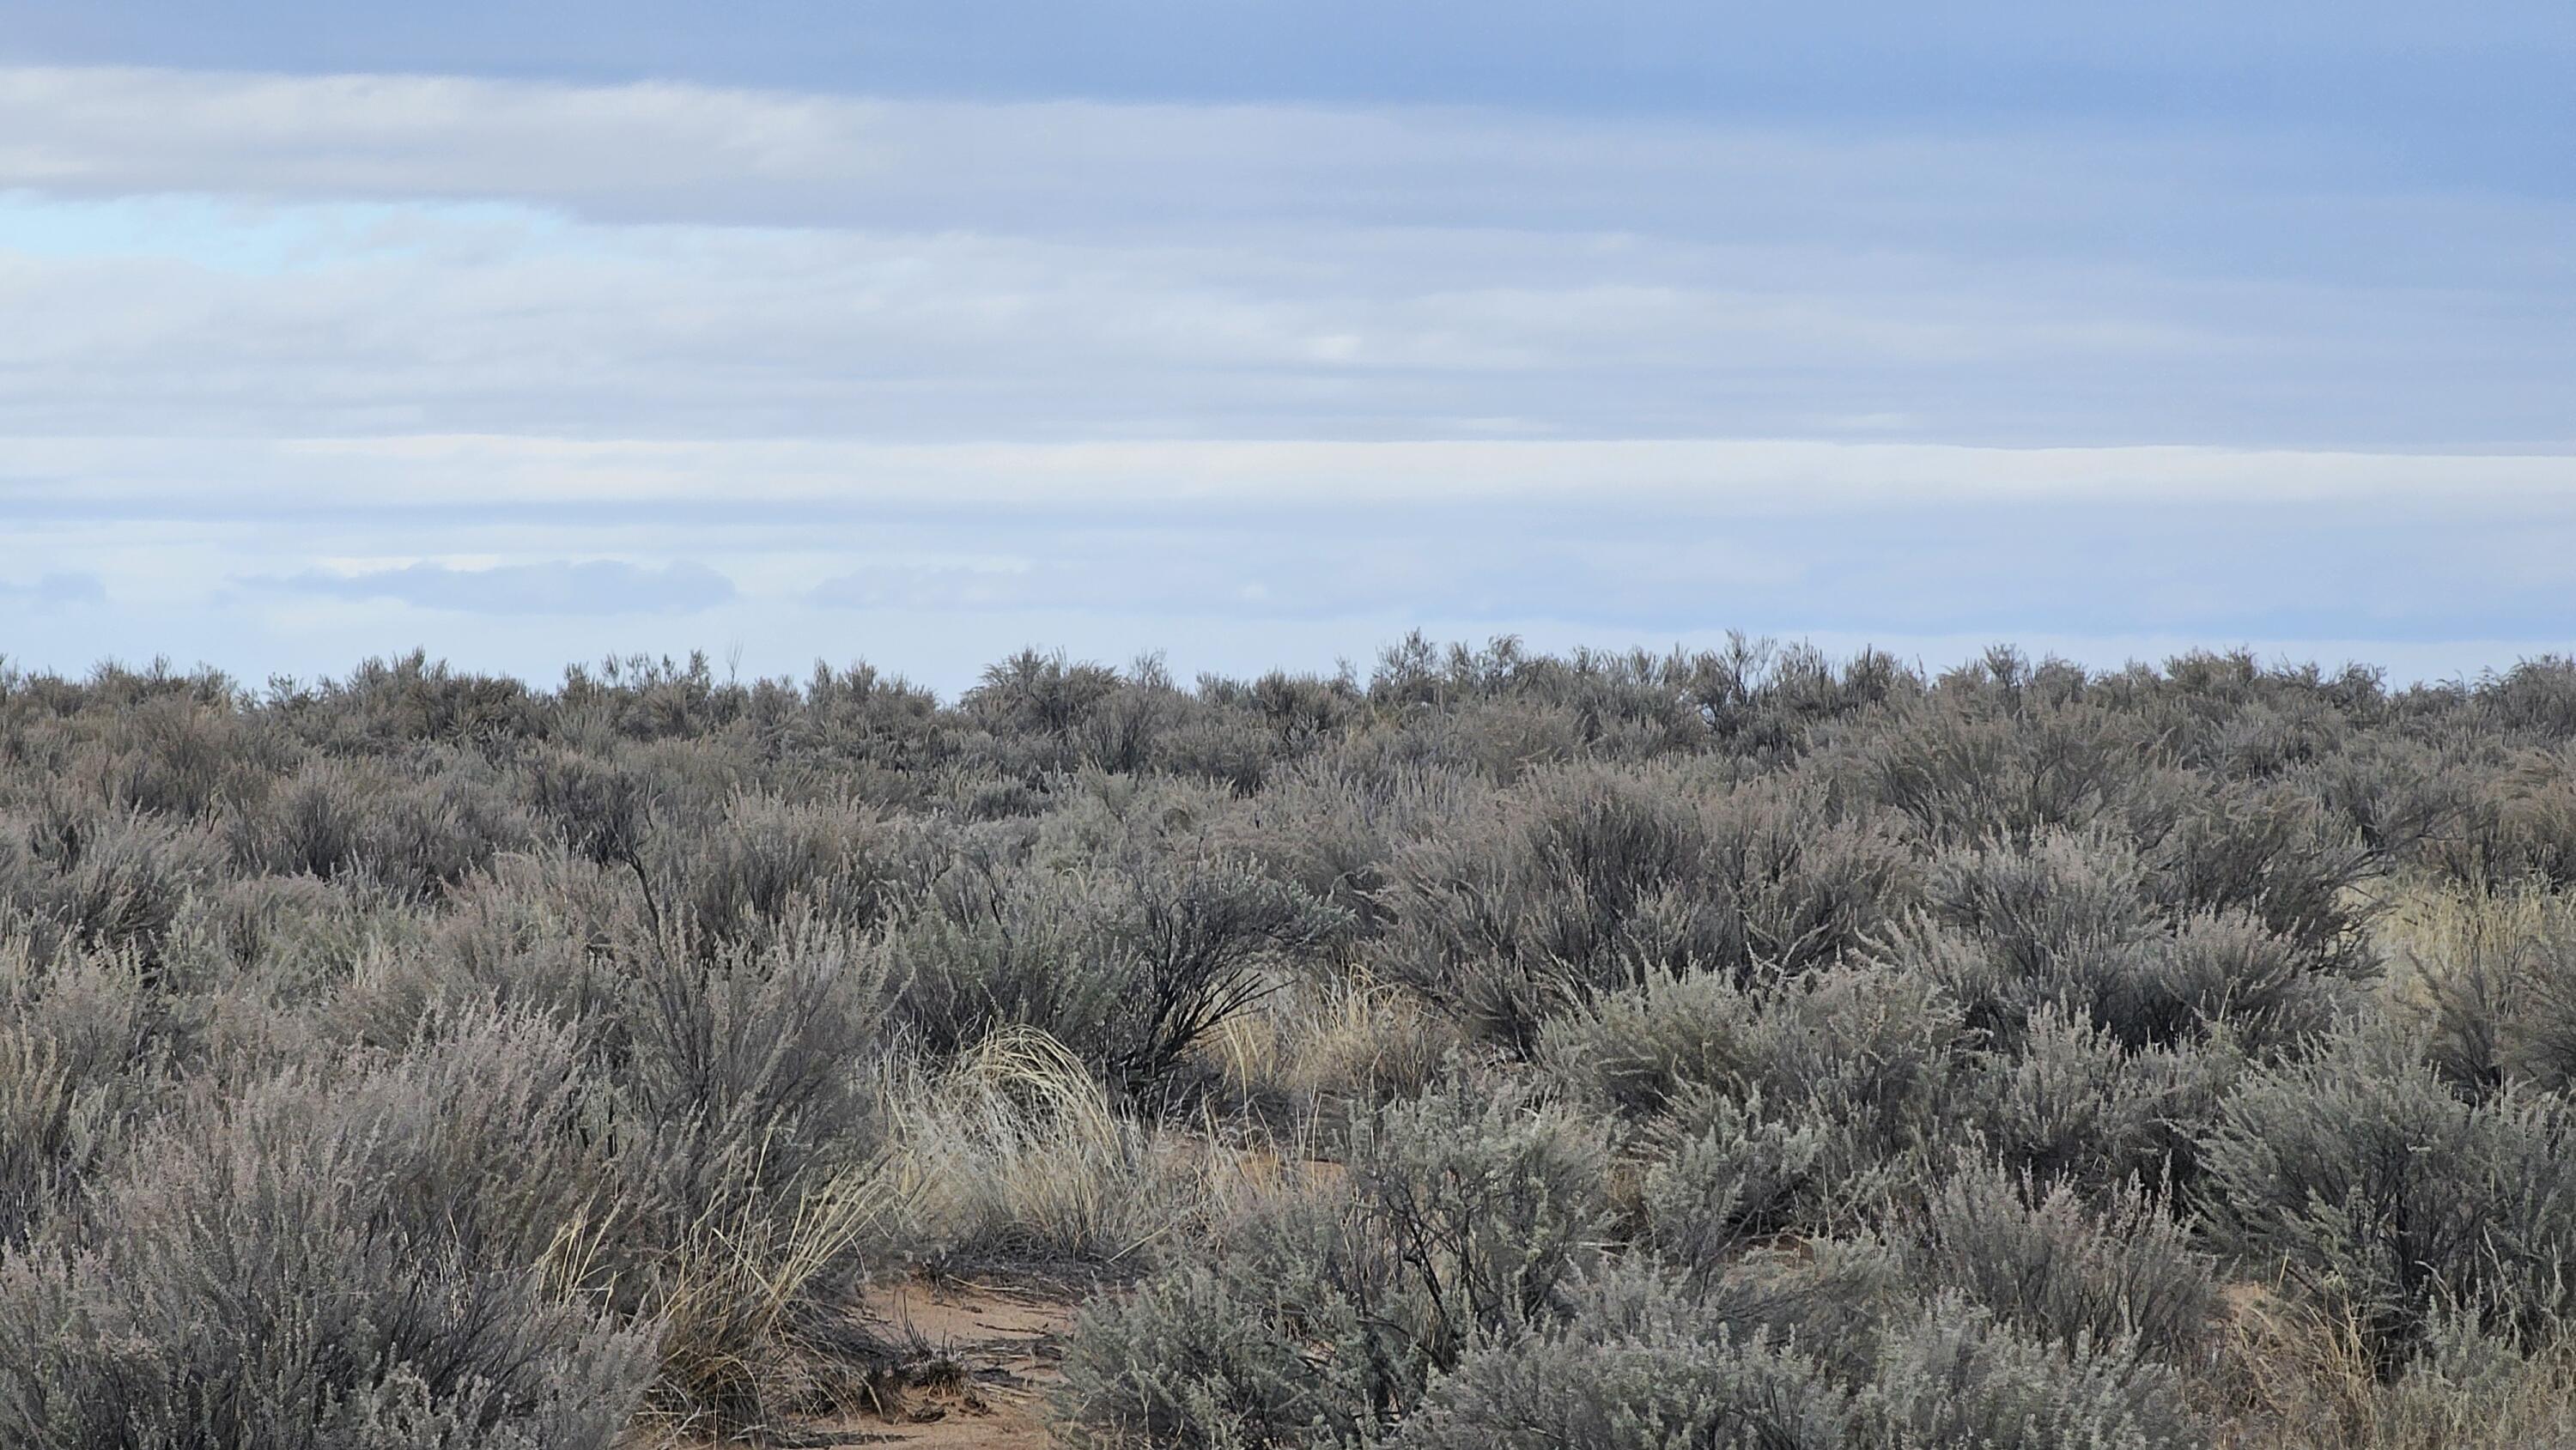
[2378,876,2567,1009]
[879,1025,1179,1265]
[1202,974,1454,1110]
[879,1022,1343,1271]
[582,1143,908,1440]
[2209,1278,2576,1448]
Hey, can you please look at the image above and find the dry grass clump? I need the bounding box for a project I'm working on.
[2210,1283,2576,1449]
[1198,973,1457,1116]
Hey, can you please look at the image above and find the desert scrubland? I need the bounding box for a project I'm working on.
[5,637,2576,1447]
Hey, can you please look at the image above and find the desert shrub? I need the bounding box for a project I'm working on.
[1695,1235,1917,1380]
[1027,768,1233,871]
[596,920,889,1244]
[2201,1031,2576,1374]
[325,851,639,1049]
[1964,1008,2243,1197]
[1343,1083,1617,1356]
[0,1013,653,1450]
[2147,780,2378,977]
[1206,755,1467,937]
[2212,1281,2576,1450]
[524,748,662,924]
[2197,697,2349,781]
[2385,882,2576,1096]
[1221,669,1365,751]
[1915,829,2169,1046]
[665,792,930,945]
[958,649,1133,777]
[1701,777,1914,976]
[1379,762,1719,1050]
[1397,1292,1851,1450]
[229,755,531,900]
[1546,963,1966,1156]
[1911,829,2353,1054]
[1055,1079,1616,1447]
[1402,1260,2201,1450]
[1055,1259,1379,1450]
[890,853,1341,1101]
[1910,1162,2218,1366]
[284,649,542,749]
[2297,733,2469,867]
[1198,974,1457,1121]
[18,636,2576,1447]
[1383,766,1909,1051]
[1636,1092,1886,1270]
[188,869,352,969]
[0,804,226,966]
[2423,746,2576,892]
[0,939,161,1247]
[553,652,744,746]
[884,1025,1188,1265]
[1674,635,1872,755]
[343,906,896,1427]
[2474,657,2576,741]
[2143,908,2354,1053]
[1861,1295,2203,1449]
[738,666,951,810]
[82,690,263,820]
[1852,696,2153,850]
[1926,828,2159,980]
[2360,1326,2576,1450]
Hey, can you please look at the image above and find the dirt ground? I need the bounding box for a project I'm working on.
[822,1276,1078,1450]
[658,1271,1083,1450]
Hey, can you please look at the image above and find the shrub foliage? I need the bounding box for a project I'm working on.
[4,640,2576,1446]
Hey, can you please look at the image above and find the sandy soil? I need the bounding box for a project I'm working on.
[658,1271,1082,1450]
[828,1276,1078,1450]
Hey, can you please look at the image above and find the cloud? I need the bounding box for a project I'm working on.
[0,69,2567,450]
[14,434,2576,517]
[787,497,2576,640]
[0,63,2569,685]
[0,571,107,609]
[253,559,737,616]
[0,65,2200,234]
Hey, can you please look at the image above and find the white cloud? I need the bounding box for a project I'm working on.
[0,66,2130,234]
[246,559,738,615]
[10,433,2576,513]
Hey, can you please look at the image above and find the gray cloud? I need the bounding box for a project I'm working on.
[0,68,2568,450]
[791,496,2576,642]
[2,64,2570,685]
[254,559,736,615]
[0,572,108,609]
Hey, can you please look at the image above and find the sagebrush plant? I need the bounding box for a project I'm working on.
[1907,1160,2219,1366]
[1380,762,1909,1051]
[7,640,2576,1447]
[2201,1028,2576,1374]
[0,1011,656,1450]
[1055,1077,1618,1447]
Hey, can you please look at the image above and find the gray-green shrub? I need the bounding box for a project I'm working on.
[2202,1030,2576,1374]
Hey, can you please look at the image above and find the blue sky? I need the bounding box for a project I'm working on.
[3,3,2572,693]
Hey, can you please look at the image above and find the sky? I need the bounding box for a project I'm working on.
[3,3,2573,695]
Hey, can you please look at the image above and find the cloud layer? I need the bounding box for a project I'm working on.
[256,560,737,616]
[3,67,2568,450]
[0,59,2568,689]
